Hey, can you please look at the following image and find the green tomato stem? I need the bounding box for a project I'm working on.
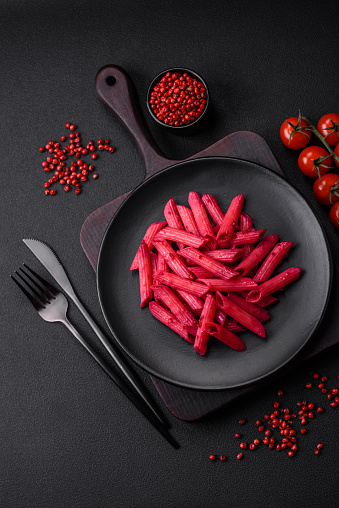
[301,115,339,166]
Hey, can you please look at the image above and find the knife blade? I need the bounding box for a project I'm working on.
[23,238,168,429]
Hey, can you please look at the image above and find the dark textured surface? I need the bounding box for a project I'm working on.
[1,1,339,507]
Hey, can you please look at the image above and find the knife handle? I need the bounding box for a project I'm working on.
[62,317,178,449]
[69,290,169,429]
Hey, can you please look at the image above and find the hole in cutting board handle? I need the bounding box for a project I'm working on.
[105,76,116,86]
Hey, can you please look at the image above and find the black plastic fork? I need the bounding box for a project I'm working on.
[11,264,179,449]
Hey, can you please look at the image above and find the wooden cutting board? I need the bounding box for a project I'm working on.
[80,65,339,420]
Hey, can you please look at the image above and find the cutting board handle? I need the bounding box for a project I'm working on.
[95,65,177,177]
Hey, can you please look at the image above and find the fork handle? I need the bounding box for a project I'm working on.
[68,292,168,428]
[61,317,179,449]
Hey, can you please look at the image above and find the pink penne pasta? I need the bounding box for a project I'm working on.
[130,221,167,270]
[153,271,209,297]
[131,191,302,357]
[253,242,294,283]
[184,325,198,336]
[240,211,253,230]
[157,252,169,273]
[188,191,217,248]
[150,252,159,298]
[197,277,258,292]
[176,290,204,310]
[215,308,226,326]
[178,247,239,280]
[235,234,280,276]
[239,212,255,260]
[138,241,153,308]
[149,301,193,342]
[150,251,158,275]
[177,205,200,235]
[194,294,216,355]
[256,295,279,307]
[246,267,301,303]
[154,226,208,248]
[188,266,216,278]
[205,248,244,263]
[151,285,198,327]
[205,322,246,351]
[164,198,185,249]
[216,291,266,337]
[227,229,267,246]
[152,240,194,279]
[224,319,247,333]
[216,194,245,241]
[226,292,270,322]
[202,194,225,227]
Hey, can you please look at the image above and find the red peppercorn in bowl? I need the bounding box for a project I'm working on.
[147,68,209,131]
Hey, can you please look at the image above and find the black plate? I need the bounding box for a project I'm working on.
[97,157,332,390]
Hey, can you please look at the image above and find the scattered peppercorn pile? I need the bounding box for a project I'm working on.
[209,372,338,462]
[39,123,115,196]
[149,71,207,127]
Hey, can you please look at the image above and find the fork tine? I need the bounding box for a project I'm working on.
[10,274,44,311]
[15,269,49,307]
[23,264,58,297]
[19,265,54,303]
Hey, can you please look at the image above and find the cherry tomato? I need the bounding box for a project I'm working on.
[280,117,311,149]
[334,142,339,168]
[313,173,339,205]
[330,202,339,229]
[317,113,339,146]
[297,146,332,178]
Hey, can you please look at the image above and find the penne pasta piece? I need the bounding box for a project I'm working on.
[152,239,194,279]
[194,294,216,355]
[150,251,158,275]
[178,247,239,280]
[153,271,209,297]
[157,252,169,273]
[184,325,198,336]
[154,226,208,248]
[239,212,255,260]
[256,295,279,307]
[197,277,258,292]
[202,194,224,227]
[253,242,294,283]
[150,252,159,299]
[130,221,167,270]
[215,308,226,326]
[151,285,198,326]
[205,322,246,351]
[216,291,266,337]
[149,301,194,342]
[138,241,153,308]
[235,234,280,276]
[228,229,267,246]
[177,205,200,235]
[216,194,245,241]
[240,211,253,230]
[188,191,217,248]
[246,267,301,303]
[205,248,244,263]
[226,292,270,322]
[188,266,216,278]
[164,198,185,249]
[224,319,247,333]
[176,290,204,310]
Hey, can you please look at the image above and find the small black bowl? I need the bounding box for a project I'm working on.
[146,67,210,134]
